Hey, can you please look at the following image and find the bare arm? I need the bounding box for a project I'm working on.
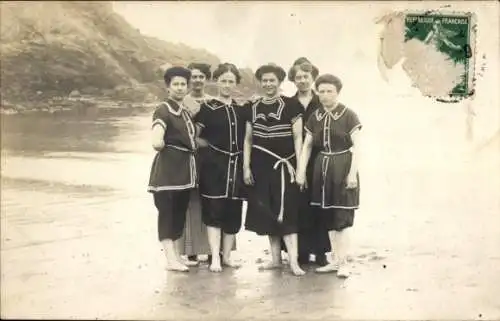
[243,121,254,185]
[291,117,303,164]
[347,128,361,178]
[152,124,165,151]
[195,124,208,147]
[297,132,313,179]
[243,122,253,170]
[442,37,462,50]
[424,30,435,44]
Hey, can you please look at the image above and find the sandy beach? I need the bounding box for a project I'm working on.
[1,105,499,320]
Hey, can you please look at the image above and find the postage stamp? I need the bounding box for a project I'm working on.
[404,11,477,99]
[376,10,478,101]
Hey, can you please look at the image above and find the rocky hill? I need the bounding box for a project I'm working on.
[0,1,258,113]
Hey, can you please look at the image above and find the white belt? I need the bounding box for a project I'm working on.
[320,149,350,156]
[165,144,193,153]
[253,145,296,222]
[209,143,242,157]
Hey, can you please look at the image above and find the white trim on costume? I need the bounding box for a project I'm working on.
[253,145,296,221]
[253,131,293,138]
[148,154,197,191]
[152,119,167,129]
[310,202,359,210]
[291,113,303,125]
[349,123,362,135]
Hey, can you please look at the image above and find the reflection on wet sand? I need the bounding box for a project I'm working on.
[1,107,499,320]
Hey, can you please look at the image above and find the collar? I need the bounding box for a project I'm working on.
[164,98,184,116]
[261,95,280,105]
[206,97,236,110]
[315,103,346,121]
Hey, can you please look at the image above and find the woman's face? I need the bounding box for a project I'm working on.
[260,72,280,97]
[294,69,313,92]
[168,76,188,101]
[217,71,237,98]
[190,69,207,91]
[317,83,339,107]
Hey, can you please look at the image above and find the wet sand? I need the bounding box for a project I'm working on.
[1,107,499,320]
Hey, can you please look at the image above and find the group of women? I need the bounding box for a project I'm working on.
[147,58,361,278]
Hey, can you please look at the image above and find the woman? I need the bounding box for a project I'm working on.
[194,63,247,272]
[287,57,330,267]
[243,63,305,276]
[183,62,214,115]
[177,62,212,266]
[148,66,197,272]
[296,74,362,278]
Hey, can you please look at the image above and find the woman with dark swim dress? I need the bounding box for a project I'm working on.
[148,66,197,272]
[297,74,362,278]
[177,62,212,266]
[287,57,330,267]
[243,63,305,276]
[194,63,247,272]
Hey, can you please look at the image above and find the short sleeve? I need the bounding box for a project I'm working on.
[346,109,362,135]
[239,100,254,124]
[152,103,169,129]
[194,102,209,129]
[287,98,303,125]
[304,112,316,135]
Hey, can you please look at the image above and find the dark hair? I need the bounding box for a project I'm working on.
[187,62,212,79]
[164,66,192,86]
[314,74,343,92]
[255,63,286,82]
[288,61,319,82]
[213,63,241,84]
[292,57,310,66]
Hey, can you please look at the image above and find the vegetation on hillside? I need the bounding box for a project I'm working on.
[0,1,258,112]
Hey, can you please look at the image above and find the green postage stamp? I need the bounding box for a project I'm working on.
[377,10,478,100]
[404,11,477,99]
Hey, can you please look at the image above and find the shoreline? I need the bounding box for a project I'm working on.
[0,96,158,115]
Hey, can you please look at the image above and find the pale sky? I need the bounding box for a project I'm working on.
[112,1,386,96]
[112,1,499,141]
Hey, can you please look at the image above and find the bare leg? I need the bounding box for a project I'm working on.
[207,226,222,272]
[162,239,189,272]
[260,236,282,270]
[283,233,305,276]
[335,228,352,278]
[222,233,240,268]
[316,230,339,273]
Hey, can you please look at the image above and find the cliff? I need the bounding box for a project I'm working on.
[0,1,257,112]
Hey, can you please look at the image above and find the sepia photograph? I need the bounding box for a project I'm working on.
[1,1,499,320]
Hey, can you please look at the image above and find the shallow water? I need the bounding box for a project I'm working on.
[1,106,499,320]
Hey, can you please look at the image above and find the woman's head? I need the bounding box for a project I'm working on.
[315,74,343,107]
[164,66,191,101]
[213,63,241,98]
[187,63,211,92]
[288,57,319,93]
[255,63,286,97]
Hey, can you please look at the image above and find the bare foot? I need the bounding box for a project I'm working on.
[290,263,306,276]
[209,255,223,272]
[222,259,241,269]
[259,261,282,270]
[315,263,339,273]
[166,262,189,272]
[209,262,223,272]
[336,264,351,278]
